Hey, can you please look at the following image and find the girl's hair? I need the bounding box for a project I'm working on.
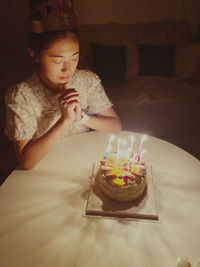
[28,29,79,58]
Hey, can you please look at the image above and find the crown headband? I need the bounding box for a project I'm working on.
[29,0,77,33]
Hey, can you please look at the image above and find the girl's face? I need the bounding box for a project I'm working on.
[36,32,79,91]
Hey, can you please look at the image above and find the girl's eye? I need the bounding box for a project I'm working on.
[52,59,63,64]
[71,56,79,62]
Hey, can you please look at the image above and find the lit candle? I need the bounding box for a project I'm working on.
[108,135,114,148]
[122,139,126,155]
[117,138,121,154]
[131,153,137,172]
[130,135,134,153]
[138,135,147,155]
[127,147,131,157]
[105,151,108,166]
[139,149,146,171]
[128,158,133,171]
[139,149,146,162]
[105,146,111,166]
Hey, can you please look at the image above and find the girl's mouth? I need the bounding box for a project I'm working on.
[59,75,70,80]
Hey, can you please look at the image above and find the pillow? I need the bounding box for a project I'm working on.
[175,43,200,79]
[138,45,175,76]
[91,43,126,85]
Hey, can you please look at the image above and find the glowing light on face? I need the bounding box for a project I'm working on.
[37,33,79,91]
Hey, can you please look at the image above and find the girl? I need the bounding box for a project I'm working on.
[4,29,122,170]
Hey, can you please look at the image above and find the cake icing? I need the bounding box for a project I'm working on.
[98,153,146,202]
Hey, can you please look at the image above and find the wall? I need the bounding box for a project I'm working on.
[74,0,200,35]
[0,0,199,46]
[0,0,29,46]
[74,0,179,24]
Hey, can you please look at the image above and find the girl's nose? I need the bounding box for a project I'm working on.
[61,61,70,72]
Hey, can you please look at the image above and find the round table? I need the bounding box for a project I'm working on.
[0,131,200,267]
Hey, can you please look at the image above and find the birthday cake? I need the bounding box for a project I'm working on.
[98,153,146,202]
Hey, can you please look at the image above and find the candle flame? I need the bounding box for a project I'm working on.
[138,135,147,153]
[109,135,115,142]
[122,139,126,145]
[141,135,147,142]
[108,135,115,147]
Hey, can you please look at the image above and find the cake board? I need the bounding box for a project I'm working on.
[84,162,159,221]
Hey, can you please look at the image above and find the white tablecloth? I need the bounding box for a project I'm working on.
[0,131,200,267]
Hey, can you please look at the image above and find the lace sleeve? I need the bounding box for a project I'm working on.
[86,72,113,114]
[4,86,37,140]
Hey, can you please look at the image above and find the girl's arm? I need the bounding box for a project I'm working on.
[14,118,71,170]
[14,89,79,170]
[84,107,122,133]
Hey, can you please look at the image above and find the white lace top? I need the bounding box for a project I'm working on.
[5,69,113,140]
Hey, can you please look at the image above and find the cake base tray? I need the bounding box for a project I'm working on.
[84,163,159,221]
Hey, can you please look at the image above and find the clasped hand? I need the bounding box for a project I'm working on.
[58,88,81,122]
